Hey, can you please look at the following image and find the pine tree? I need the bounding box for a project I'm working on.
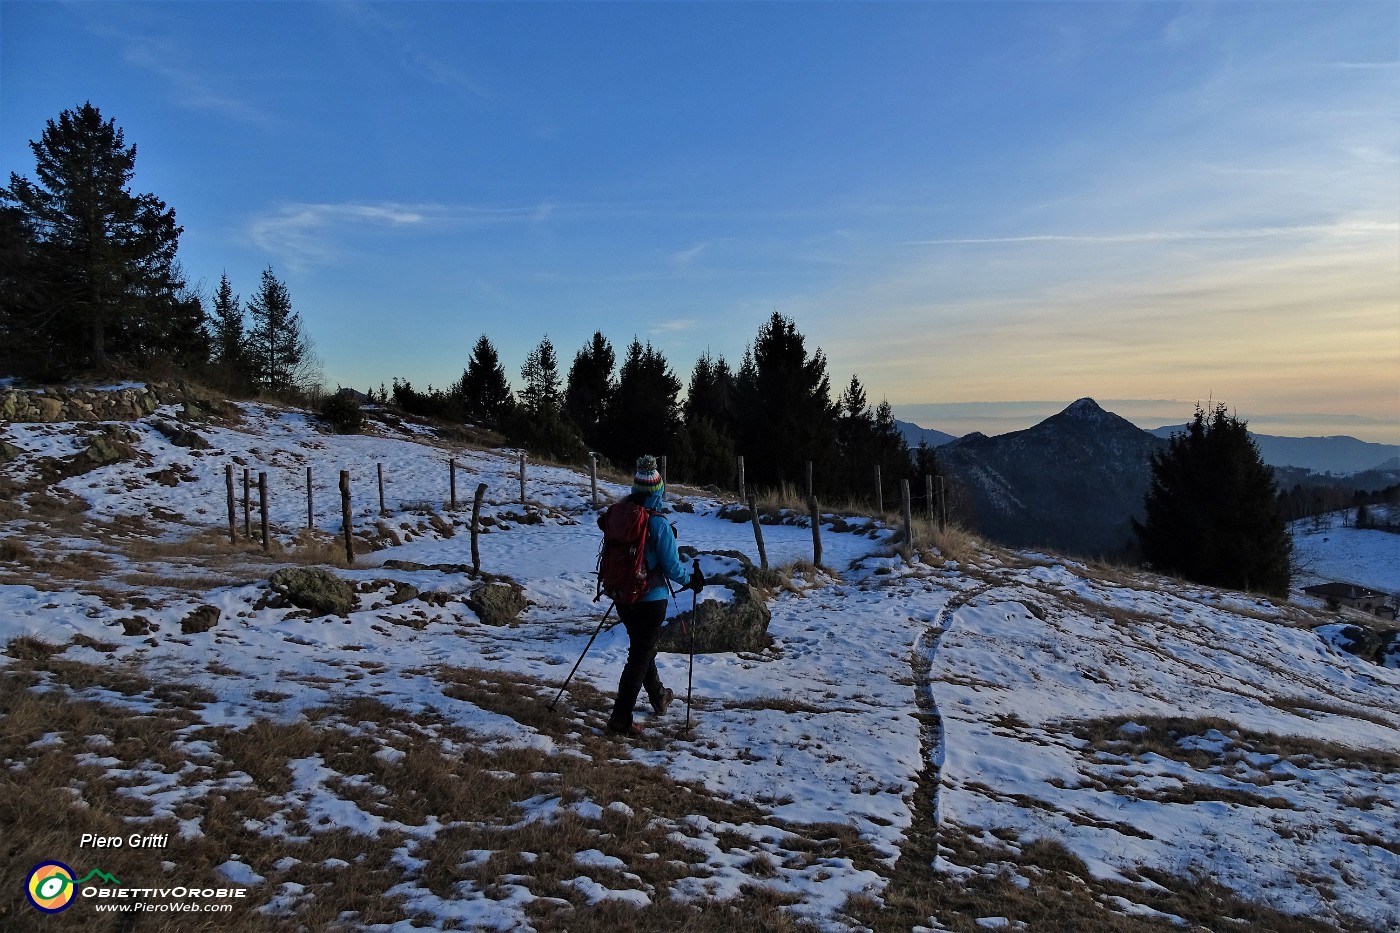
[734,313,838,492]
[1,102,188,372]
[1133,404,1292,597]
[511,336,586,462]
[564,331,616,450]
[603,339,682,467]
[872,398,913,490]
[454,335,514,427]
[836,375,875,495]
[520,336,563,417]
[246,266,312,392]
[209,273,249,389]
[678,351,738,486]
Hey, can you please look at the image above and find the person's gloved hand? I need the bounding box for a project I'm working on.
[688,569,705,593]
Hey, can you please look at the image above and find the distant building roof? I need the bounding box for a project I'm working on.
[1302,582,1388,600]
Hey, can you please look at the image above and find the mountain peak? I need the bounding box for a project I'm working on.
[1060,397,1108,419]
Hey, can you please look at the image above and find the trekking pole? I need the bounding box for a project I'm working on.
[547,602,616,711]
[686,559,698,737]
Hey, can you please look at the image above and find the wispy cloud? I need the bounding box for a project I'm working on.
[72,7,274,124]
[332,2,491,100]
[247,200,565,268]
[649,319,699,336]
[248,202,441,268]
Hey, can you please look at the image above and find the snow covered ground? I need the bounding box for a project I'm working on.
[2,401,1397,931]
[1291,507,1400,596]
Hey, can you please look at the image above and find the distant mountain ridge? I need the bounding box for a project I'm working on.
[1150,425,1400,475]
[938,398,1165,556]
[895,420,958,449]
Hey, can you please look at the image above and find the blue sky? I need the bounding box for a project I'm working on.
[3,1,1397,442]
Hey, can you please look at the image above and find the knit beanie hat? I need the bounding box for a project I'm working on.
[632,455,664,497]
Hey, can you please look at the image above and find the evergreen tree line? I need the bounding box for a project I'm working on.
[1,102,316,394]
[389,313,942,506]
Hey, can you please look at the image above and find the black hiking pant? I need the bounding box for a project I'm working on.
[609,598,668,729]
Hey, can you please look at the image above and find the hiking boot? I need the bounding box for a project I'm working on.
[607,720,642,737]
[651,688,675,716]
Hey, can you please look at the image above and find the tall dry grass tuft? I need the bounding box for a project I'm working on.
[912,518,981,565]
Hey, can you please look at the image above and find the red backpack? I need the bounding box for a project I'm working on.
[596,501,658,605]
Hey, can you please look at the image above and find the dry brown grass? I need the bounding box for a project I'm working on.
[0,650,882,930]
[1070,714,1400,774]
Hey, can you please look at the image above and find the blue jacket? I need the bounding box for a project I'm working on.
[636,491,689,603]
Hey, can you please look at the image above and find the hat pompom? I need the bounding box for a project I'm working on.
[632,455,663,496]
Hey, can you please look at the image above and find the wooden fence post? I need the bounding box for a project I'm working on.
[805,460,813,498]
[340,470,354,565]
[901,479,914,561]
[875,465,883,514]
[450,458,457,510]
[925,473,934,520]
[808,495,822,568]
[259,472,269,552]
[747,492,768,571]
[518,451,526,505]
[938,476,948,530]
[471,483,487,576]
[225,465,236,543]
[737,455,746,502]
[306,466,314,531]
[378,463,386,516]
[589,454,599,509]
[243,467,251,538]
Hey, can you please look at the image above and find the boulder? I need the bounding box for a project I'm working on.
[467,579,527,626]
[269,567,356,617]
[119,616,152,637]
[1316,623,1385,663]
[180,605,221,634]
[0,440,24,463]
[35,396,63,421]
[82,426,141,466]
[656,579,772,654]
[152,419,212,450]
[1380,632,1400,669]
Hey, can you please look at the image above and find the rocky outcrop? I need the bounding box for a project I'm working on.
[656,579,772,654]
[151,419,212,450]
[467,579,528,626]
[1317,623,1400,667]
[2,385,163,423]
[180,605,221,634]
[269,567,356,617]
[0,381,232,425]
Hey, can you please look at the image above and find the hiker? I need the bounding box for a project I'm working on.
[601,455,703,735]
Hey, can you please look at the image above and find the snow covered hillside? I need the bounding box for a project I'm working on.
[2,399,1396,932]
[1291,508,1400,597]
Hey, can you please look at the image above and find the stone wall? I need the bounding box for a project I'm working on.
[1,384,168,423]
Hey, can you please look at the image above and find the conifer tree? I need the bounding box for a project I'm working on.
[564,331,615,450]
[679,351,738,486]
[520,336,563,417]
[1133,404,1292,597]
[454,335,515,427]
[734,313,838,492]
[603,339,682,467]
[246,266,313,392]
[209,273,249,389]
[2,102,190,372]
[512,336,586,462]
